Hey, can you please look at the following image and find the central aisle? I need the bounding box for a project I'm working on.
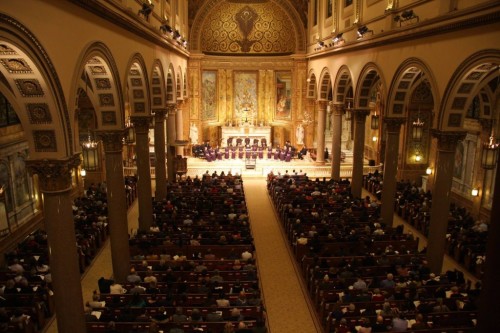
[243,177,322,333]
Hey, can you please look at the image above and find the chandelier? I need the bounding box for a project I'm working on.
[81,131,99,171]
[412,106,424,141]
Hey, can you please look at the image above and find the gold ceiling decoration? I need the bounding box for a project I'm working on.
[200,1,296,55]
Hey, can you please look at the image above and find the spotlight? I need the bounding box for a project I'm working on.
[138,1,154,20]
[160,23,173,34]
[357,26,372,39]
[471,188,479,197]
[332,33,344,44]
[426,167,432,175]
[317,41,325,47]
[401,9,415,19]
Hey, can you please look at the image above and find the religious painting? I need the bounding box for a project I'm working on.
[201,71,217,121]
[275,71,292,120]
[327,0,333,18]
[234,72,258,124]
[13,154,30,207]
[453,141,464,179]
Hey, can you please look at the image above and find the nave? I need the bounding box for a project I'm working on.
[42,177,477,333]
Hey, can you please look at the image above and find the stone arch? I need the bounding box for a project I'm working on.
[73,42,124,148]
[354,63,385,110]
[190,0,306,54]
[440,49,500,131]
[166,64,176,104]
[306,71,317,100]
[0,13,71,159]
[150,60,166,110]
[387,58,437,118]
[333,66,353,105]
[125,54,150,115]
[176,66,182,100]
[318,68,332,101]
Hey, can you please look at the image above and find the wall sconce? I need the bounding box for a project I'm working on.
[372,136,378,142]
[412,107,424,141]
[80,168,87,179]
[138,1,154,20]
[481,135,499,169]
[415,152,422,162]
[357,26,373,39]
[426,167,432,175]
[371,114,379,129]
[332,33,344,44]
[124,117,135,144]
[344,99,353,121]
[81,132,99,171]
[471,188,479,197]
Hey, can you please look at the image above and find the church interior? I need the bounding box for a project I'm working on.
[0,0,499,332]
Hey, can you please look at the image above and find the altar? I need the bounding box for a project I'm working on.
[221,125,271,147]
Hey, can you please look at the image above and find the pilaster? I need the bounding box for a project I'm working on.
[351,109,370,198]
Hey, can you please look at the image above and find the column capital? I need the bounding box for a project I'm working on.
[431,130,467,152]
[153,109,167,122]
[26,154,80,193]
[384,117,406,132]
[130,116,151,134]
[352,108,370,121]
[316,100,329,110]
[332,103,344,116]
[167,103,177,115]
[97,130,124,153]
[176,100,184,108]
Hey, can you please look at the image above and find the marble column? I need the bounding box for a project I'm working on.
[166,104,177,181]
[175,101,184,156]
[131,116,153,231]
[380,118,405,226]
[153,109,167,200]
[26,155,86,333]
[427,130,466,274]
[351,109,370,198]
[478,153,500,332]
[315,100,328,164]
[98,131,130,282]
[330,103,343,180]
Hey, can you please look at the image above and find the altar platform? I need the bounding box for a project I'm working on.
[178,153,381,179]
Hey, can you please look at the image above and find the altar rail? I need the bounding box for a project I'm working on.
[123,164,383,179]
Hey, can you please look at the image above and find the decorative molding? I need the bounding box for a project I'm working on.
[153,109,167,122]
[33,130,57,152]
[26,154,80,193]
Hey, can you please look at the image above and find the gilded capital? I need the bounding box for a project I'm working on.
[26,154,81,193]
[384,117,406,133]
[97,130,124,153]
[316,100,328,110]
[332,103,344,116]
[431,130,467,152]
[167,103,177,116]
[130,116,151,134]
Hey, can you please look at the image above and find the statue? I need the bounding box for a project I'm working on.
[296,123,304,145]
[189,122,199,145]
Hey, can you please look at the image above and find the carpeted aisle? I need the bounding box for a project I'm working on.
[243,177,322,333]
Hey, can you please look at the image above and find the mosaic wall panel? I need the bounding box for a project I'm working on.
[275,71,292,120]
[234,72,257,121]
[448,113,462,127]
[133,89,144,99]
[200,2,296,54]
[451,97,467,110]
[201,71,217,121]
[153,97,162,106]
[134,102,145,113]
[131,78,142,87]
